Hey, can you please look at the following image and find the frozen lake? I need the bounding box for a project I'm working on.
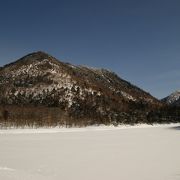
[0,124,180,180]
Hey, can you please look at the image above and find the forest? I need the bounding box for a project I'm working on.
[0,103,180,128]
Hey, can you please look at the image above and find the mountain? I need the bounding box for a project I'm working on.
[0,51,160,105]
[0,51,165,127]
[162,91,180,106]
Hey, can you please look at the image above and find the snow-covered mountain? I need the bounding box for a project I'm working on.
[0,51,163,126]
[162,91,180,106]
[0,51,159,105]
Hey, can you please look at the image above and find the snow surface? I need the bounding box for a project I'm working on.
[0,124,180,180]
[121,91,136,101]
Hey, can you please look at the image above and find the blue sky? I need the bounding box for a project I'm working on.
[0,0,180,99]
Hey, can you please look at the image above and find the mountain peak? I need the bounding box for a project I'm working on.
[25,51,51,59]
[19,51,54,62]
[162,90,180,105]
[3,51,60,69]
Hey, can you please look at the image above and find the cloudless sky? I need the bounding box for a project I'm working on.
[0,0,180,99]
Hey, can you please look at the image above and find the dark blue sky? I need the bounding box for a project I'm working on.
[0,0,180,99]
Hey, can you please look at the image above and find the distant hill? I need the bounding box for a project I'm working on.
[162,91,180,106]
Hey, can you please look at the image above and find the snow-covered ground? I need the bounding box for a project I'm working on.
[0,124,180,180]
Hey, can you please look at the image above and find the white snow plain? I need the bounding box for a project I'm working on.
[0,124,180,180]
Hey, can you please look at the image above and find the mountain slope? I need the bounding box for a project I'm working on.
[0,51,163,126]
